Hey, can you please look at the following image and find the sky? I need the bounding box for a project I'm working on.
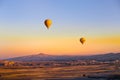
[0,0,120,59]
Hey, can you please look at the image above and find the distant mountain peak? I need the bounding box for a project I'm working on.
[38,53,46,55]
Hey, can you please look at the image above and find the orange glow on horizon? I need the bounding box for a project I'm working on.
[1,35,120,58]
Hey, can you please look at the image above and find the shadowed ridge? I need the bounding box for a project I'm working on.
[4,52,120,62]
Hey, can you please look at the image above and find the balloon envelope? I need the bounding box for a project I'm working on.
[44,19,52,29]
[80,37,86,44]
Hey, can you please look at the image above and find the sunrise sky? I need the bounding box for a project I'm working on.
[0,0,120,59]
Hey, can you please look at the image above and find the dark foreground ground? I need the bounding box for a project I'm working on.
[0,64,120,80]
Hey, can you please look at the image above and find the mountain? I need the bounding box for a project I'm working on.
[84,53,120,61]
[6,53,120,61]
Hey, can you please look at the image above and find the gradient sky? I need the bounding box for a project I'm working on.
[0,0,120,59]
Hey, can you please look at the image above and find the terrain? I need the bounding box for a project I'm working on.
[0,53,120,80]
[0,64,120,80]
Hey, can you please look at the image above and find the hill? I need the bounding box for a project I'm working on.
[6,53,120,61]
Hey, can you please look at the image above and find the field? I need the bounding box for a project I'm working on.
[0,64,120,80]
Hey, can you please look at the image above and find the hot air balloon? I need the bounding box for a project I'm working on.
[80,37,86,44]
[44,19,52,29]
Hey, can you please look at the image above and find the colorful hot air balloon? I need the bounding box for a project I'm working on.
[44,19,52,29]
[80,37,86,44]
